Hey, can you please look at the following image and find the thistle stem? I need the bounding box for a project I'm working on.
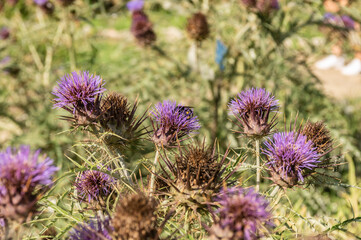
[149,149,160,195]
[270,185,280,198]
[115,149,132,184]
[255,139,260,191]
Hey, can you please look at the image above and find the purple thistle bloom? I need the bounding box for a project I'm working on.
[228,88,279,138]
[150,100,200,147]
[126,0,144,12]
[210,187,271,240]
[0,146,58,221]
[75,170,114,203]
[262,131,320,187]
[69,218,112,240]
[52,71,105,125]
[52,71,105,112]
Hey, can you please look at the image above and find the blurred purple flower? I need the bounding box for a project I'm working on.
[210,187,271,240]
[130,10,156,46]
[262,131,320,187]
[228,88,279,138]
[69,218,112,240]
[33,0,48,5]
[0,27,10,40]
[341,15,355,29]
[150,100,200,147]
[75,170,114,203]
[126,0,144,12]
[0,146,58,221]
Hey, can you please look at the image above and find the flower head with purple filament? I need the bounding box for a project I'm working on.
[228,88,279,138]
[262,131,320,187]
[52,71,105,113]
[0,145,58,189]
[210,187,271,240]
[69,218,112,240]
[150,100,200,147]
[0,146,58,221]
[75,170,114,203]
[126,0,144,12]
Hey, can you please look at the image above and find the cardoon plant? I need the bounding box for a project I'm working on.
[149,100,200,193]
[209,187,272,240]
[127,0,156,47]
[69,218,112,240]
[229,88,279,191]
[75,170,115,208]
[52,71,106,127]
[0,146,58,223]
[262,131,320,188]
[186,12,210,42]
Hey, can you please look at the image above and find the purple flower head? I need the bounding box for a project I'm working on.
[323,13,343,26]
[262,131,320,188]
[75,170,114,203]
[0,27,10,40]
[33,0,48,5]
[52,71,105,125]
[228,88,279,138]
[150,100,200,147]
[210,187,271,240]
[341,15,355,29]
[0,146,58,221]
[69,218,112,240]
[126,0,144,12]
[270,0,279,10]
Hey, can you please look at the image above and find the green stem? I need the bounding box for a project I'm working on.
[255,139,260,191]
[149,149,160,195]
[114,149,132,184]
[270,185,280,198]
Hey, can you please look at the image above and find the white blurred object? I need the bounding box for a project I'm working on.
[315,55,345,70]
[341,58,361,76]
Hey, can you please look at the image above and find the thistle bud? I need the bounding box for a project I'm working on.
[186,12,210,42]
[301,121,333,154]
[112,193,158,240]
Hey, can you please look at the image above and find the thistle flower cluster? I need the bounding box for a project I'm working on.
[229,88,279,138]
[69,218,112,240]
[210,187,271,240]
[150,100,200,147]
[111,193,159,240]
[0,146,58,222]
[127,0,156,47]
[241,0,279,14]
[75,170,115,205]
[186,12,210,42]
[262,131,320,188]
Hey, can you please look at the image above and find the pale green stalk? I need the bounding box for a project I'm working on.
[149,149,160,195]
[255,139,260,191]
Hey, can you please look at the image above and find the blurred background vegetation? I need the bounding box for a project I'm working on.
[0,0,361,238]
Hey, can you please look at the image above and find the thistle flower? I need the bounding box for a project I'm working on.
[209,187,272,240]
[99,92,147,149]
[301,121,333,154]
[341,15,355,29]
[228,88,279,138]
[111,193,158,240]
[150,100,200,147]
[75,170,114,205]
[0,146,58,222]
[0,27,10,40]
[33,0,55,15]
[69,218,112,240]
[186,12,210,42]
[127,0,156,47]
[262,131,320,188]
[52,71,105,126]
